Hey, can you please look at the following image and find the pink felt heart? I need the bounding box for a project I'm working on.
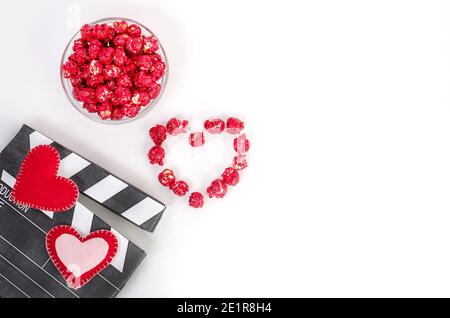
[46,225,118,289]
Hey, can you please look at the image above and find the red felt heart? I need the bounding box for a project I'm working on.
[11,145,79,212]
[46,225,118,289]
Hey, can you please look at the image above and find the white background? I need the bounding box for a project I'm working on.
[1,0,450,297]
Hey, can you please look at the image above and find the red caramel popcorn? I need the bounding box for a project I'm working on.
[149,124,167,145]
[127,24,142,37]
[126,37,144,54]
[232,155,248,170]
[158,169,175,187]
[204,118,225,134]
[148,145,165,165]
[113,20,128,34]
[148,116,249,208]
[233,134,250,154]
[189,132,205,147]
[189,192,204,208]
[221,167,240,186]
[226,117,245,134]
[122,102,141,118]
[143,36,159,53]
[62,19,166,120]
[207,179,228,199]
[171,180,189,196]
[166,118,189,136]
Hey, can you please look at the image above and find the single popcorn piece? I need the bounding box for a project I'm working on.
[69,73,83,86]
[148,52,162,63]
[105,80,116,91]
[113,47,128,66]
[204,119,225,134]
[150,61,166,80]
[113,33,130,46]
[207,179,228,199]
[97,102,112,120]
[73,87,95,103]
[113,20,128,34]
[72,39,85,52]
[80,24,93,40]
[99,47,115,65]
[122,103,141,118]
[136,55,153,71]
[148,146,165,165]
[133,71,154,89]
[95,86,113,103]
[233,134,250,153]
[189,192,204,208]
[86,74,105,88]
[221,167,240,186]
[158,169,176,187]
[233,155,248,170]
[226,117,245,134]
[83,102,97,113]
[92,23,114,40]
[131,91,151,106]
[103,64,121,80]
[125,37,144,54]
[88,39,103,59]
[117,74,132,87]
[111,107,125,120]
[149,83,161,99]
[166,118,189,136]
[89,60,103,76]
[171,180,189,196]
[62,60,79,78]
[143,36,159,53]
[149,124,167,145]
[115,86,132,105]
[127,24,142,37]
[189,132,205,148]
[122,62,136,74]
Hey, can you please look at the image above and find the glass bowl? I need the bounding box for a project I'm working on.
[60,17,168,124]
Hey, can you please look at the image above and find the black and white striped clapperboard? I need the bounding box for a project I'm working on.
[0,125,166,298]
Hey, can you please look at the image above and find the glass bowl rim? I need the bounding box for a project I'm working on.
[60,17,169,125]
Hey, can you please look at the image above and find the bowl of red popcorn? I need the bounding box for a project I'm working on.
[61,18,168,123]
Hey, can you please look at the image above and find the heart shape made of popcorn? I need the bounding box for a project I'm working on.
[147,117,250,208]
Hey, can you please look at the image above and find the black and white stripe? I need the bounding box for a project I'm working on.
[27,127,166,231]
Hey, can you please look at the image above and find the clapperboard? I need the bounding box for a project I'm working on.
[0,125,166,298]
